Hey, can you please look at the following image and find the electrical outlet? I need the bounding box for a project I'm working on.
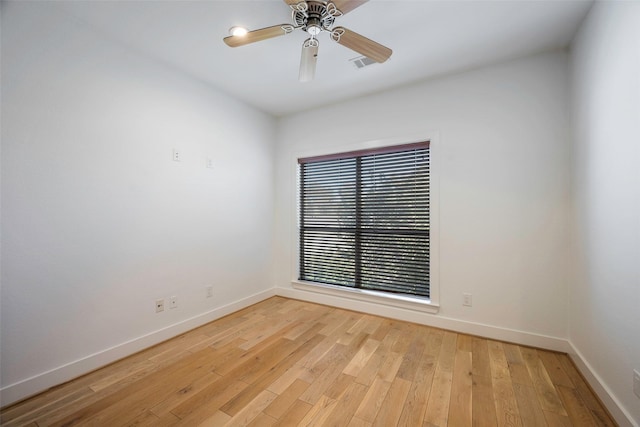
[156,299,165,313]
[206,286,213,298]
[172,148,181,162]
[169,296,177,309]
[463,293,472,307]
[206,158,213,169]
[634,369,640,399]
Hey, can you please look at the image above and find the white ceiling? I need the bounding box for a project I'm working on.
[52,0,593,116]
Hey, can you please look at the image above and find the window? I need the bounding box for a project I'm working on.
[298,141,430,298]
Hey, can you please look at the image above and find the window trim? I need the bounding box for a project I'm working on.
[290,135,440,313]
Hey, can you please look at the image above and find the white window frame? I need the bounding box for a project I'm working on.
[290,135,440,313]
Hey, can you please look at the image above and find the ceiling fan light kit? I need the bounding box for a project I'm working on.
[223,0,392,82]
[229,26,248,37]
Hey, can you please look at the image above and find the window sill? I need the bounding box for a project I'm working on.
[291,280,440,314]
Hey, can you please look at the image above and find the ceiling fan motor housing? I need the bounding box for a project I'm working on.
[293,1,337,36]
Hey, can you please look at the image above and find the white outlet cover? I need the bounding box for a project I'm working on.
[169,296,177,309]
[463,293,472,307]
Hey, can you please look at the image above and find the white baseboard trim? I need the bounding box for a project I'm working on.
[0,288,276,407]
[276,287,570,353]
[567,342,638,427]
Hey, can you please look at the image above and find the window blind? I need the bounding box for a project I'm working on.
[298,142,430,298]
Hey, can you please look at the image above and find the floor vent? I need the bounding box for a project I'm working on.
[350,56,377,69]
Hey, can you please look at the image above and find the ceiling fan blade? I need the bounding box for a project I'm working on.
[299,39,319,82]
[331,27,392,63]
[282,0,301,5]
[223,25,292,47]
[330,0,368,15]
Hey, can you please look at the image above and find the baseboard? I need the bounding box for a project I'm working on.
[567,342,638,427]
[276,287,570,353]
[0,288,276,407]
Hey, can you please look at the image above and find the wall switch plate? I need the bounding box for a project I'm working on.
[463,293,472,307]
[169,296,177,309]
[206,158,213,169]
[634,369,640,398]
[172,148,181,162]
[206,286,213,298]
[156,299,164,313]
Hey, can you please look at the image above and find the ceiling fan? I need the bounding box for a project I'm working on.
[223,0,392,82]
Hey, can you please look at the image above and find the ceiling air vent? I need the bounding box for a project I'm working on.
[350,56,377,69]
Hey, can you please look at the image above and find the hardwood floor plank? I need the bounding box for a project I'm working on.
[264,379,310,420]
[1,297,613,427]
[503,343,534,387]
[170,378,248,423]
[246,412,277,427]
[397,353,436,426]
[423,331,457,426]
[150,371,222,417]
[299,333,368,405]
[353,353,385,387]
[223,389,278,426]
[488,341,522,427]
[348,416,372,427]
[520,347,568,416]
[198,410,231,426]
[325,373,357,400]
[472,336,492,378]
[266,364,311,395]
[448,349,473,427]
[0,386,94,427]
[557,355,617,426]
[538,350,574,388]
[369,319,394,341]
[322,381,369,427]
[46,347,225,426]
[472,371,498,427]
[513,383,548,427]
[353,378,392,423]
[219,334,326,416]
[544,410,573,427]
[396,328,429,381]
[557,385,597,427]
[298,394,338,426]
[272,399,312,426]
[342,338,380,377]
[371,377,411,427]
[457,333,473,352]
[88,359,156,392]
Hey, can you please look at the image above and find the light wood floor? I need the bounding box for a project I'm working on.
[1,297,616,427]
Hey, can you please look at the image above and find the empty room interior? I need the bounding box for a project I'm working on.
[1,0,639,426]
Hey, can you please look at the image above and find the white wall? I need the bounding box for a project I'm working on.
[568,2,640,425]
[275,52,571,346]
[0,2,276,405]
